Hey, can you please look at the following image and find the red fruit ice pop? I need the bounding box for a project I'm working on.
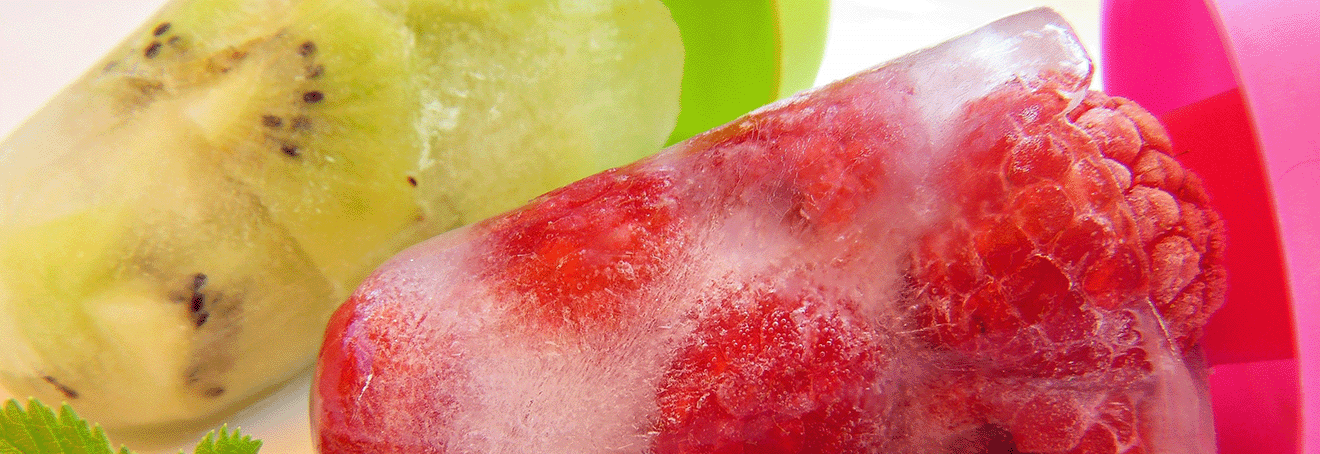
[313,8,1223,454]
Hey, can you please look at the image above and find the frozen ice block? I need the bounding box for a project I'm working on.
[314,8,1223,453]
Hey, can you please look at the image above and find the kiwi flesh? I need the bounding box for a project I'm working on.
[0,0,681,431]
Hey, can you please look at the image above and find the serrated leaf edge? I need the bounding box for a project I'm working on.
[1,399,260,454]
[188,425,261,454]
[0,398,119,454]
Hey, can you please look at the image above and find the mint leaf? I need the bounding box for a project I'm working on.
[0,399,259,454]
[0,398,119,454]
[189,426,260,454]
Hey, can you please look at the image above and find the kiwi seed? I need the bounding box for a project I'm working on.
[152,22,171,37]
[262,115,283,128]
[306,64,325,79]
[298,41,317,57]
[144,41,163,59]
[281,143,301,157]
[189,273,209,328]
[407,176,418,187]
[42,375,79,399]
[203,386,225,398]
[290,116,311,131]
[303,91,324,103]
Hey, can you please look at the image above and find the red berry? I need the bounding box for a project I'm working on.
[653,283,887,453]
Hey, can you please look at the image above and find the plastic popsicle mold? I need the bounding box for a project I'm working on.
[1103,1,1320,453]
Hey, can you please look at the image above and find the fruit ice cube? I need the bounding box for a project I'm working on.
[314,8,1224,454]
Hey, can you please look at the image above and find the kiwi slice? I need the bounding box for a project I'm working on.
[0,0,681,431]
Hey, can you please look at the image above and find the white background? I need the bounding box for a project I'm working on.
[0,1,1101,452]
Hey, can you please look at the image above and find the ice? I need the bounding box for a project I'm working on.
[314,8,1222,454]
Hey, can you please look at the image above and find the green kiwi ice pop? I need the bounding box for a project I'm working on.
[0,0,682,430]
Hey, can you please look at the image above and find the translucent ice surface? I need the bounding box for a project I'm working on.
[314,8,1222,454]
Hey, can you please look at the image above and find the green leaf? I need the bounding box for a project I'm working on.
[0,398,117,454]
[187,426,261,454]
[0,399,260,454]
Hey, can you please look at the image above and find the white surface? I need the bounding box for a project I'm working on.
[0,1,1101,452]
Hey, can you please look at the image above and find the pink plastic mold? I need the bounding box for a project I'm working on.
[1103,1,1319,453]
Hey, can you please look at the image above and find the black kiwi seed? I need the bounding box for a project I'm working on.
[189,273,209,328]
[298,41,317,57]
[42,375,79,399]
[144,41,163,59]
[290,115,312,131]
[203,386,226,398]
[281,143,301,157]
[303,91,324,103]
[152,22,172,37]
[262,115,283,128]
[407,176,418,187]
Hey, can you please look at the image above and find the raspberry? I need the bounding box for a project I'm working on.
[483,168,684,331]
[906,85,1224,452]
[653,282,887,453]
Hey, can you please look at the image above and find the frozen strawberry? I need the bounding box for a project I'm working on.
[314,8,1223,454]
